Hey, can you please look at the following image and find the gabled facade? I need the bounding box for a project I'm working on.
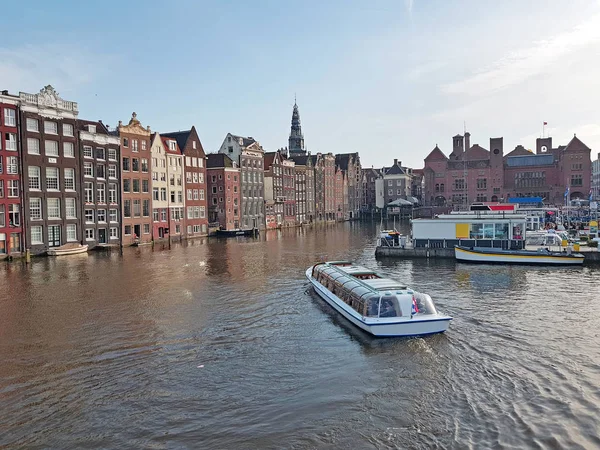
[207,153,240,230]
[361,167,381,213]
[162,127,208,237]
[264,151,284,228]
[289,154,311,224]
[19,85,80,254]
[334,165,345,220]
[314,152,336,221]
[382,159,411,205]
[0,91,22,256]
[118,113,152,244]
[150,133,169,239]
[335,153,362,219]
[163,136,185,239]
[79,120,121,248]
[282,157,296,226]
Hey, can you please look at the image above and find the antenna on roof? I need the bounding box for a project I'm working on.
[463,120,466,134]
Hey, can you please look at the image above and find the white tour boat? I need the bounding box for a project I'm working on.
[47,243,89,256]
[454,245,584,265]
[306,261,452,337]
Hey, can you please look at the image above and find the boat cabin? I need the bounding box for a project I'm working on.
[312,262,437,319]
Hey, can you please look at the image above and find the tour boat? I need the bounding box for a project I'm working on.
[47,243,89,256]
[454,245,584,265]
[306,261,452,337]
[215,228,257,237]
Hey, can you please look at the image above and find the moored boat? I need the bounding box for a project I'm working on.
[306,261,452,337]
[47,243,89,256]
[215,228,257,237]
[454,245,584,265]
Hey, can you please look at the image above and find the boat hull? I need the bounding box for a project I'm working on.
[215,229,256,237]
[305,268,451,337]
[47,245,89,256]
[454,246,584,265]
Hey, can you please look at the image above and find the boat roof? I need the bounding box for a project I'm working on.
[324,261,408,291]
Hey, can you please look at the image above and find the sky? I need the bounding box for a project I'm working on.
[2,0,600,169]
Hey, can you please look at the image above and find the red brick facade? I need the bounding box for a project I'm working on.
[207,153,240,230]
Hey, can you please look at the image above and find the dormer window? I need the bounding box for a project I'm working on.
[169,140,176,151]
[87,124,96,133]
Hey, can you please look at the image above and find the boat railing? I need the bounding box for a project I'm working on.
[410,238,526,250]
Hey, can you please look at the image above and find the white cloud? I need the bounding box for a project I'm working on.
[441,13,600,96]
[0,44,117,94]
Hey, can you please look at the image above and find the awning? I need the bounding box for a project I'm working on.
[407,196,419,204]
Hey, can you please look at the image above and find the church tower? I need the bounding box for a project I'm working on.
[288,99,305,156]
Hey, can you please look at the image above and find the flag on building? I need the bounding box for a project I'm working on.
[589,189,593,202]
[564,186,570,198]
[543,121,548,125]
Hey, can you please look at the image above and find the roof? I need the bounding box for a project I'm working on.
[388,198,413,206]
[290,155,309,166]
[263,151,277,169]
[563,135,591,153]
[335,153,358,171]
[161,130,190,152]
[385,163,406,176]
[464,144,489,160]
[161,136,181,155]
[425,145,448,162]
[207,153,236,168]
[505,145,532,157]
[78,119,110,135]
[230,134,257,148]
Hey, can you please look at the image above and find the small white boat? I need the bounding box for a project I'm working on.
[47,244,89,256]
[306,261,452,337]
[454,245,584,265]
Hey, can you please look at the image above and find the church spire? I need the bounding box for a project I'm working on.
[289,97,305,156]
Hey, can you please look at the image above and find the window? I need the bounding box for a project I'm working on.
[141,158,148,172]
[97,164,105,179]
[124,224,131,235]
[199,173,204,183]
[186,172,192,183]
[27,118,39,132]
[178,191,183,203]
[199,189,205,200]
[45,140,59,156]
[143,224,150,234]
[31,226,43,244]
[192,158,198,168]
[84,146,93,158]
[0,181,4,198]
[63,168,75,191]
[171,191,176,203]
[193,140,197,149]
[85,229,95,240]
[30,198,42,220]
[85,209,95,223]
[143,199,150,217]
[8,205,20,227]
[110,227,119,239]
[108,165,117,178]
[63,142,74,157]
[161,209,167,221]
[47,198,61,219]
[97,209,106,222]
[153,187,159,201]
[7,180,18,197]
[124,200,131,218]
[142,179,149,193]
[132,140,138,152]
[108,148,117,161]
[44,121,58,134]
[109,209,118,222]
[187,189,192,200]
[29,166,41,190]
[193,189,199,200]
[66,224,77,242]
[96,148,105,160]
[132,179,140,193]
[122,157,130,171]
[132,158,139,171]
[476,178,487,190]
[454,179,466,191]
[63,123,74,136]
[109,184,117,203]
[141,140,146,151]
[27,138,40,155]
[161,188,167,201]
[212,186,217,194]
[97,184,106,203]
[84,182,94,203]
[133,199,141,217]
[66,198,77,218]
[153,209,159,221]
[123,179,130,193]
[123,138,129,148]
[199,206,205,218]
[5,133,17,150]
[84,162,93,177]
[571,174,583,186]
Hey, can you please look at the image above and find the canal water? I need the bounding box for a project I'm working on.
[1,222,599,449]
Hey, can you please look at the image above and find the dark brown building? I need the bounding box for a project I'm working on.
[19,85,81,254]
[79,120,121,248]
[118,113,152,245]
[207,153,240,230]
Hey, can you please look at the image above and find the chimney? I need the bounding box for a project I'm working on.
[394,158,398,165]
[465,132,471,150]
[1,90,8,95]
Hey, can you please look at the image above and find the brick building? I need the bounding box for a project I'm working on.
[264,151,285,228]
[423,131,593,208]
[118,113,152,245]
[282,157,296,226]
[79,120,121,248]
[0,91,22,255]
[207,153,240,230]
[163,136,185,240]
[162,127,208,237]
[150,133,169,239]
[19,86,80,254]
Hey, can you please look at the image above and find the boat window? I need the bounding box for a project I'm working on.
[470,223,483,239]
[379,296,399,318]
[494,223,509,239]
[413,293,437,315]
[366,297,380,317]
